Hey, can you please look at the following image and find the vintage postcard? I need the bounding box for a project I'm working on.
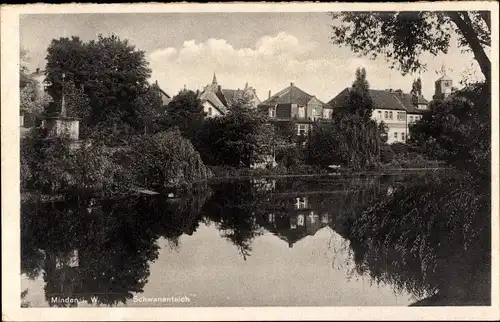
[1,2,499,321]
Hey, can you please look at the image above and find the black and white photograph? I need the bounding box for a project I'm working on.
[1,2,499,321]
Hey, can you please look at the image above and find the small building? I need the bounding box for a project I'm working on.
[258,82,331,137]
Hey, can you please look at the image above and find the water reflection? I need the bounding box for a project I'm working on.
[21,173,489,307]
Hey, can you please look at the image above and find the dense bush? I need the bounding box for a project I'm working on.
[20,128,128,195]
[380,143,443,168]
[128,129,212,190]
[306,115,381,170]
[409,82,490,181]
[194,96,272,167]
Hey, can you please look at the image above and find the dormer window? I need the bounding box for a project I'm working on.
[208,107,212,116]
[298,106,305,118]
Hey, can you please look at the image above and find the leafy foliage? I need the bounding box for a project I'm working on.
[409,82,490,180]
[330,11,491,83]
[128,129,212,190]
[306,115,381,169]
[20,129,129,195]
[195,95,271,167]
[306,68,380,169]
[20,79,52,126]
[44,34,158,137]
[338,67,374,120]
[162,90,204,139]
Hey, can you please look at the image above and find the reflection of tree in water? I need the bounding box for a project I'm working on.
[333,173,491,305]
[201,181,268,260]
[21,190,212,307]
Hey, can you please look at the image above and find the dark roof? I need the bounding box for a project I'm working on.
[259,84,327,107]
[219,89,237,107]
[327,88,429,114]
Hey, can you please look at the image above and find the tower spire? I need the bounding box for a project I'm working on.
[212,72,218,85]
[440,63,447,76]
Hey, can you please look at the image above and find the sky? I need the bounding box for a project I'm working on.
[20,12,484,102]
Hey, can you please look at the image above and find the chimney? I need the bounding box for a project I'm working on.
[36,67,40,74]
[268,90,271,99]
[218,85,222,92]
[290,82,294,87]
[155,80,158,85]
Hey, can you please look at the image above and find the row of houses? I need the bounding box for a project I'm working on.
[197,72,454,144]
[21,67,454,145]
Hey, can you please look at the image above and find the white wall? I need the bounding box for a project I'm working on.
[202,101,223,118]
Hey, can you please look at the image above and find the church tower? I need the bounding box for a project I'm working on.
[433,65,453,100]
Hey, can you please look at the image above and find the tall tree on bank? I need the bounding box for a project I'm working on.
[307,68,380,169]
[330,11,491,85]
[163,90,204,140]
[339,67,374,121]
[45,34,156,136]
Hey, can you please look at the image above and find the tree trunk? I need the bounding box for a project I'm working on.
[447,12,491,85]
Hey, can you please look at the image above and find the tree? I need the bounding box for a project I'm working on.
[45,34,154,136]
[411,78,423,96]
[20,79,52,125]
[306,114,381,169]
[330,11,491,84]
[409,82,489,181]
[194,94,271,167]
[128,129,212,190]
[163,90,204,139]
[340,67,374,121]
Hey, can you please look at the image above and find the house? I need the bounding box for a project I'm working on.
[151,80,172,106]
[327,87,434,144]
[258,82,332,137]
[197,73,261,118]
[261,196,332,248]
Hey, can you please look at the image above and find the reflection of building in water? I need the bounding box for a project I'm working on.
[261,196,332,248]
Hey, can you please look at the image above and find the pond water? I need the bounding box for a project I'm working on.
[20,173,489,307]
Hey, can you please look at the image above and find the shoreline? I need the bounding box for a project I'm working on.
[20,167,452,202]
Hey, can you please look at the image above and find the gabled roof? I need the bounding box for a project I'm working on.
[259,83,327,107]
[436,74,452,82]
[327,88,429,114]
[199,90,227,114]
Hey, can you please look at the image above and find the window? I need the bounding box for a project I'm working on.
[394,132,398,139]
[378,111,382,119]
[397,112,405,121]
[384,111,388,119]
[269,106,276,118]
[208,107,212,116]
[298,106,305,118]
[389,111,393,120]
[296,197,307,209]
[401,133,405,141]
[409,115,414,123]
[312,108,317,120]
[297,214,305,226]
[297,124,307,136]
